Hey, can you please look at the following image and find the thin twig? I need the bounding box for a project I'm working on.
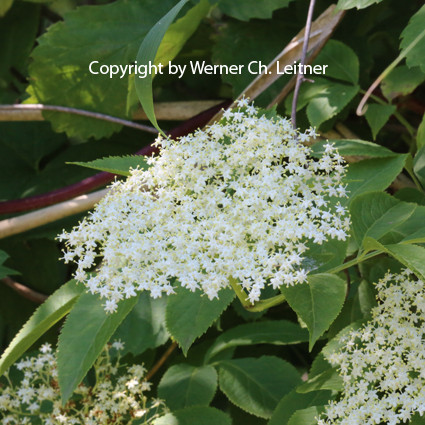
[0,104,158,134]
[145,341,178,381]
[291,0,317,129]
[0,100,223,122]
[1,277,48,304]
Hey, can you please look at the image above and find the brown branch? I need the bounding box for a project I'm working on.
[145,341,178,381]
[291,0,317,129]
[1,276,48,304]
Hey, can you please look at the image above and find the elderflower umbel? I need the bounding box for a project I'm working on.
[59,100,350,312]
[319,269,425,425]
[0,342,167,424]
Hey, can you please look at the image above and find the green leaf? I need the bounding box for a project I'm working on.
[343,155,408,205]
[158,364,217,410]
[68,155,149,177]
[381,65,425,101]
[400,5,425,73]
[306,81,359,128]
[297,369,343,393]
[57,292,138,403]
[337,0,384,10]
[310,139,396,158]
[27,0,177,139]
[417,115,425,150]
[113,292,169,355]
[414,145,425,187]
[0,0,14,17]
[303,238,348,275]
[0,2,39,82]
[365,241,425,281]
[313,40,359,84]
[350,192,417,247]
[281,274,347,350]
[153,406,231,425]
[287,406,326,425]
[129,0,210,115]
[218,356,301,419]
[365,104,396,140]
[0,280,83,376]
[204,320,309,363]
[166,287,234,356]
[268,390,332,425]
[0,250,18,278]
[135,0,209,134]
[218,0,294,21]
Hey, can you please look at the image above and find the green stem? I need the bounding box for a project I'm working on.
[357,27,425,117]
[229,277,286,312]
[327,250,382,275]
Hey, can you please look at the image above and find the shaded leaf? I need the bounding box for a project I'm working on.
[417,115,425,150]
[27,0,177,139]
[310,139,396,158]
[400,4,425,73]
[0,280,83,376]
[350,192,417,246]
[158,364,217,410]
[313,40,359,84]
[69,155,149,177]
[268,389,332,425]
[414,145,425,187]
[57,292,138,403]
[218,356,301,419]
[337,0,384,10]
[113,293,169,356]
[218,0,294,21]
[343,155,408,205]
[166,287,234,355]
[153,406,231,425]
[287,406,326,425]
[281,274,347,350]
[0,250,18,278]
[297,369,343,393]
[204,320,308,363]
[381,65,425,100]
[365,103,396,139]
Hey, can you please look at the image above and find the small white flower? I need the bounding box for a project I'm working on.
[59,101,349,311]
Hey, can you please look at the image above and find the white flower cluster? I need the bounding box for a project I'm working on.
[59,99,350,312]
[0,342,166,424]
[320,269,425,425]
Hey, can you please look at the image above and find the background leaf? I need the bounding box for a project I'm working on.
[0,280,83,376]
[113,293,169,356]
[166,287,235,355]
[218,356,301,419]
[158,364,217,410]
[400,4,425,73]
[69,155,149,177]
[337,0,385,10]
[310,139,396,158]
[57,292,138,403]
[204,320,308,363]
[218,0,294,21]
[365,104,396,139]
[153,406,232,425]
[281,274,347,350]
[268,390,332,425]
[313,40,359,84]
[381,65,425,100]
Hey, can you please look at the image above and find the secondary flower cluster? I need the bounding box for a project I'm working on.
[59,99,350,312]
[0,342,166,424]
[320,269,425,425]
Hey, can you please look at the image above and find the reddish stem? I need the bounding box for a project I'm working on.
[0,101,230,215]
